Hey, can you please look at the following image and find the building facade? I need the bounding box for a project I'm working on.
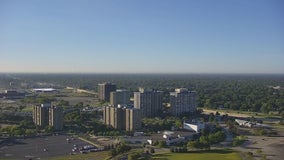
[98,82,116,102]
[125,108,141,131]
[103,105,141,131]
[170,88,196,116]
[49,106,64,130]
[110,89,130,106]
[103,105,125,130]
[33,103,50,127]
[134,88,163,118]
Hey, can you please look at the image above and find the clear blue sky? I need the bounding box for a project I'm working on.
[1,0,283,73]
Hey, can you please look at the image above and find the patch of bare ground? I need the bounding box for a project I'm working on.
[234,127,284,160]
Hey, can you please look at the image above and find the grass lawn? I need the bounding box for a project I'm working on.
[201,108,282,119]
[152,149,242,160]
[21,106,33,112]
[50,151,110,160]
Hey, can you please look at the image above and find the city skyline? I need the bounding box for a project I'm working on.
[1,0,283,74]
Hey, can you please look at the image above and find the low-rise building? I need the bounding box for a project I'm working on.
[183,122,205,133]
[0,90,25,99]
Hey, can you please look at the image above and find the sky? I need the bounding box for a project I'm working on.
[0,0,284,74]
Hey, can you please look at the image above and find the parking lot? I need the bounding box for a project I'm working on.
[0,134,93,159]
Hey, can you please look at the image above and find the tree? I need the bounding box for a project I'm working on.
[75,102,84,107]
[187,141,200,150]
[110,149,117,157]
[128,152,141,160]
[57,100,69,106]
[199,135,209,144]
[150,147,155,153]
[174,119,182,129]
[157,141,166,148]
[260,103,270,114]
[45,126,54,133]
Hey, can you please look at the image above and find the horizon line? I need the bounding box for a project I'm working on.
[1,72,284,75]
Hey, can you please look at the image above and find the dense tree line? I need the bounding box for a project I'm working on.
[64,110,123,136]
[142,117,182,132]
[109,143,131,157]
[2,74,284,114]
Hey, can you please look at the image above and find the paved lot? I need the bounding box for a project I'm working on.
[233,135,284,160]
[0,135,91,160]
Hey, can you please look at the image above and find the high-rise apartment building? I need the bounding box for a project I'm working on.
[134,88,163,118]
[33,103,50,127]
[103,105,125,130]
[170,88,196,116]
[98,82,116,102]
[103,105,141,131]
[125,108,141,131]
[33,104,64,130]
[110,89,130,106]
[49,106,64,130]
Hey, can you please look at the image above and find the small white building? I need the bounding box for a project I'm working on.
[32,88,56,93]
[183,122,205,133]
[235,119,253,128]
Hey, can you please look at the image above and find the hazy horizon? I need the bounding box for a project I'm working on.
[1,0,284,74]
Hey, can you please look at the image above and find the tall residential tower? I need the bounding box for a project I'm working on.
[170,88,196,116]
[98,82,116,102]
[49,106,64,130]
[33,104,64,130]
[134,88,163,118]
[33,103,50,127]
[110,89,130,106]
[103,105,141,131]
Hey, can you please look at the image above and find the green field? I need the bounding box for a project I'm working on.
[152,150,242,160]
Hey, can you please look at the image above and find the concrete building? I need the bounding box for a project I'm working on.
[33,104,64,130]
[33,104,51,127]
[110,89,130,106]
[103,105,141,131]
[125,108,141,131]
[49,106,64,130]
[98,82,116,102]
[103,105,125,130]
[170,88,196,116]
[134,88,163,118]
[0,90,25,99]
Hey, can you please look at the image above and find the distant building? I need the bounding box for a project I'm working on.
[103,105,141,131]
[49,106,64,130]
[98,82,116,102]
[0,90,25,99]
[110,89,130,106]
[33,104,64,130]
[134,88,163,118]
[32,88,56,93]
[170,88,196,116]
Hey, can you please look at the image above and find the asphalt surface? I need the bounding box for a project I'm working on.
[0,135,91,159]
